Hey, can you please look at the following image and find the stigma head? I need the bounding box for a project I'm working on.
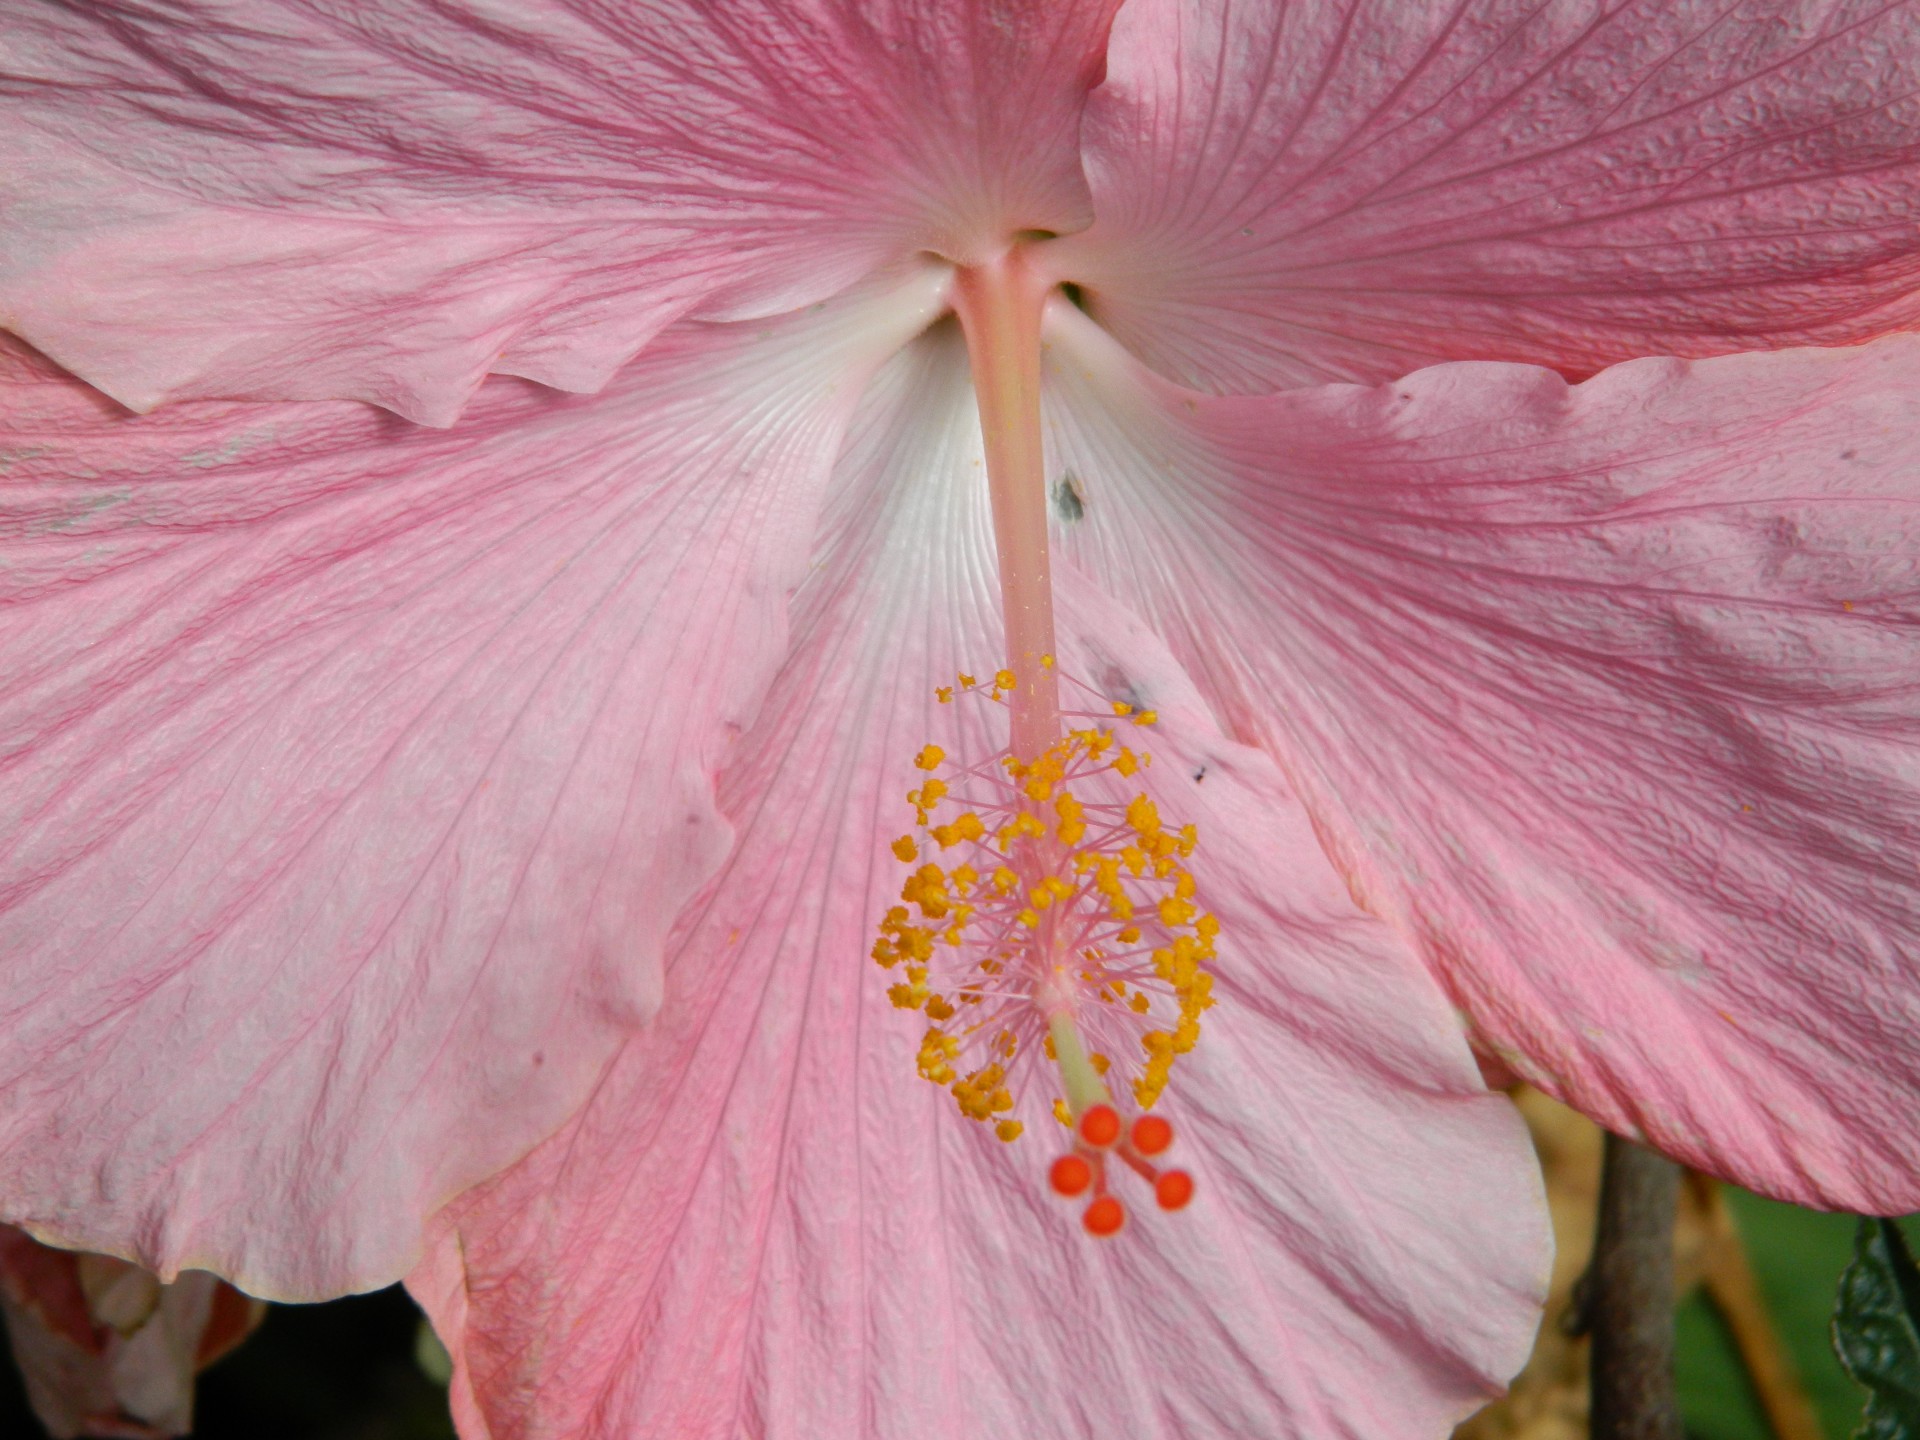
[1054,1100,1197,1238]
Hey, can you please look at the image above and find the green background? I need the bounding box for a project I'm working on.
[1675,1193,1891,1440]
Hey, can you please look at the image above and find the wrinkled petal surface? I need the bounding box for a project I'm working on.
[409,322,1548,1440]
[0,0,1116,421]
[0,271,946,1298]
[1057,0,1920,391]
[1045,309,1920,1211]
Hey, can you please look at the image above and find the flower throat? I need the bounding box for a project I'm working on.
[868,252,1218,1237]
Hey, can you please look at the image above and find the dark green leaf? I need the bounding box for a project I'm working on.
[1833,1218,1920,1440]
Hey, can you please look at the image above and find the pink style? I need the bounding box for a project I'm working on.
[3,3,1920,1439]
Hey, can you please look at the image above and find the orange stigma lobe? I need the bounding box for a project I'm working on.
[1050,1154,1093,1197]
[1131,1114,1173,1156]
[1079,1104,1121,1148]
[1155,1171,1196,1211]
[1083,1195,1126,1237]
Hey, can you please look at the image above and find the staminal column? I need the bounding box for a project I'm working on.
[952,250,1061,760]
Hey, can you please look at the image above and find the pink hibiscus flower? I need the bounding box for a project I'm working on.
[3,2,1919,1436]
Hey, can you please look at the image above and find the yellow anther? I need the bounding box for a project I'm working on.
[1127,795,1160,835]
[879,669,1220,1158]
[1053,1098,1072,1127]
[936,686,953,704]
[1040,654,1055,669]
[997,813,1046,849]
[1132,710,1158,726]
[933,818,984,850]
[1112,701,1133,717]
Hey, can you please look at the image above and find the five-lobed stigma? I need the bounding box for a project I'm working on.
[871,665,1216,1236]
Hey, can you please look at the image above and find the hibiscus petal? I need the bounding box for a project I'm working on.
[1058,0,1920,390]
[409,321,1549,1440]
[0,1226,264,1440]
[1044,305,1920,1211]
[0,271,946,1297]
[0,0,1117,422]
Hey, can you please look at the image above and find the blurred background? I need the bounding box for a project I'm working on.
[0,1090,1893,1440]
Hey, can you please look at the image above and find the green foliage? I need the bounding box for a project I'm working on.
[1833,1218,1920,1440]
[1678,1191,1868,1440]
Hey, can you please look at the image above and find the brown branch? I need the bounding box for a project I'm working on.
[1588,1133,1684,1440]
